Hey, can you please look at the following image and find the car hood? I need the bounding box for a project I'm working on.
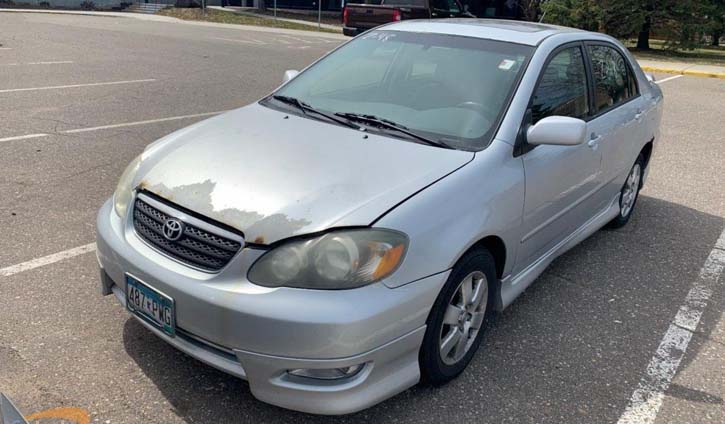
[136,103,474,245]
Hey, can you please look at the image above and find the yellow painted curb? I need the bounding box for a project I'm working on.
[640,66,725,79]
[682,69,725,79]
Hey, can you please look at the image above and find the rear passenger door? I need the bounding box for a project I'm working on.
[585,42,645,196]
[517,44,605,269]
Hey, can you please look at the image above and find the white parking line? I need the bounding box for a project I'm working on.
[655,75,683,84]
[210,36,266,45]
[0,133,50,143]
[278,35,336,44]
[617,228,725,424]
[63,111,226,134]
[26,60,75,65]
[277,35,309,43]
[0,78,156,94]
[0,111,227,144]
[1,61,74,67]
[0,47,12,50]
[0,243,96,277]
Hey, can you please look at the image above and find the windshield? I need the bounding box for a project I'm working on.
[267,31,533,151]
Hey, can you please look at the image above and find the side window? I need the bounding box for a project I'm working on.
[587,45,634,112]
[530,46,589,124]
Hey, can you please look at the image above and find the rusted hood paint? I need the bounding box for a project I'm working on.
[136,104,474,244]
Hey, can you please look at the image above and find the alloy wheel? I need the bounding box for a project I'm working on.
[621,163,641,218]
[438,271,488,365]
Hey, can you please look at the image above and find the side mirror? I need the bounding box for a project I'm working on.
[282,70,300,84]
[645,73,656,83]
[526,116,586,146]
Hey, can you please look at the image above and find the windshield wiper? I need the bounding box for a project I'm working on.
[333,112,454,149]
[271,95,362,130]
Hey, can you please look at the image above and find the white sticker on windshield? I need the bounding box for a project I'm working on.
[498,59,516,70]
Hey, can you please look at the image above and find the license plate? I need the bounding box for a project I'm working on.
[126,274,175,336]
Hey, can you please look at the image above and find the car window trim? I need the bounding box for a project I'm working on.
[514,41,590,156]
[582,40,642,120]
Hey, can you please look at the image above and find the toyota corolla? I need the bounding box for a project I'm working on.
[96,20,663,414]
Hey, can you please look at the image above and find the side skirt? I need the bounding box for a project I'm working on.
[498,193,621,309]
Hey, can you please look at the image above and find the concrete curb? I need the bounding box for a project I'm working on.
[639,66,725,79]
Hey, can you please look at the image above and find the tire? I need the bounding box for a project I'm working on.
[419,248,496,386]
[607,154,645,229]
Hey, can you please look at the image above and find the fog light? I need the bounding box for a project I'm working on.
[288,364,364,380]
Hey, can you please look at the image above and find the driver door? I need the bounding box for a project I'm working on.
[516,44,605,269]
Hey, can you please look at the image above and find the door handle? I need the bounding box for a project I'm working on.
[634,110,643,121]
[587,135,601,149]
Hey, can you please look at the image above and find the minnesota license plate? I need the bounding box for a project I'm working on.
[126,274,175,336]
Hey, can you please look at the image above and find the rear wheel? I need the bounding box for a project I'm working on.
[608,154,645,229]
[420,249,496,385]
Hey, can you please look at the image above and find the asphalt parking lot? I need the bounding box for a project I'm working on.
[1,11,724,424]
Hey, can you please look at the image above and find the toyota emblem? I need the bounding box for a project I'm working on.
[162,218,184,241]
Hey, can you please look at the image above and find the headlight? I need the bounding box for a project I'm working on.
[248,229,408,289]
[113,155,141,219]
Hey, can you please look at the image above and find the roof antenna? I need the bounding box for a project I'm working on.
[538,11,546,23]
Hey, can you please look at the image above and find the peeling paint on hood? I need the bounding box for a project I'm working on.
[135,103,474,244]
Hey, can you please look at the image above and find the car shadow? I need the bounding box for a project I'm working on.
[122,195,724,423]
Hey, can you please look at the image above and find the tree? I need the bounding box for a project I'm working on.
[625,0,657,50]
[519,0,544,21]
[704,0,724,46]
[540,0,601,31]
[541,0,716,51]
[658,0,710,50]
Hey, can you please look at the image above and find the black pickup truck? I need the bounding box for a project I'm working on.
[342,0,474,36]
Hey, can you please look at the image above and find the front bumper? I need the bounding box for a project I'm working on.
[96,199,448,414]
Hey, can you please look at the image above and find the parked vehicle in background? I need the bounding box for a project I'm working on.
[342,0,474,36]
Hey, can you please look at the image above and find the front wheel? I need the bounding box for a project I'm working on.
[419,249,496,386]
[607,154,645,229]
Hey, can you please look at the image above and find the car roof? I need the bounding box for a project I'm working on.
[380,19,585,46]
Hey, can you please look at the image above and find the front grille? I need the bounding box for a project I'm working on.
[132,195,243,272]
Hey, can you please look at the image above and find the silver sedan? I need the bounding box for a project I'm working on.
[96,19,663,415]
